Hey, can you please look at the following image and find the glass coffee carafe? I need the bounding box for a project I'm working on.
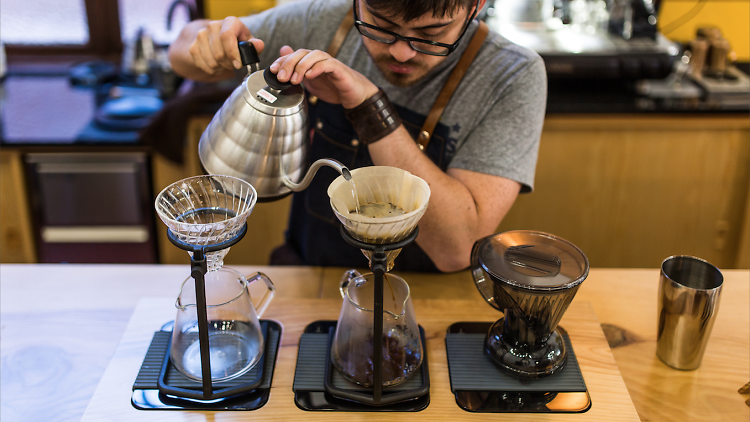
[172,267,274,382]
[471,230,589,378]
[332,270,423,387]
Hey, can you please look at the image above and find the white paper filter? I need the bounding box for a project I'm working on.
[328,166,430,269]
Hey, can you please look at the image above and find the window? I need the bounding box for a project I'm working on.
[0,0,90,45]
[1,0,203,60]
[119,0,194,46]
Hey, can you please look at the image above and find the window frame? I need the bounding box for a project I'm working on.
[5,0,204,63]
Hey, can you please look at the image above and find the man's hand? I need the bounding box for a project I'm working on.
[269,46,379,109]
[169,17,264,81]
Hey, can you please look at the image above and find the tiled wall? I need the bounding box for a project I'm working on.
[204,0,750,62]
[660,0,750,62]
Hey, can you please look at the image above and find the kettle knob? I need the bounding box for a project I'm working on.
[238,41,260,67]
[263,67,293,91]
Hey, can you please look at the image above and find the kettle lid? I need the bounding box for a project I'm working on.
[243,68,305,115]
[474,230,589,290]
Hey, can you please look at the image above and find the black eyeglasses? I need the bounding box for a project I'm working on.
[352,0,478,57]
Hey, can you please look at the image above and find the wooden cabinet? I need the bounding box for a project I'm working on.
[156,114,750,269]
[498,115,750,269]
[0,150,36,263]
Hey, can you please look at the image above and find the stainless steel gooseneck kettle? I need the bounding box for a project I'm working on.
[199,41,351,200]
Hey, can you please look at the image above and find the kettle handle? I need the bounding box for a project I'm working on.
[246,271,275,318]
[238,41,261,71]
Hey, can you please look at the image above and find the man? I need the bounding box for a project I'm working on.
[169,0,546,272]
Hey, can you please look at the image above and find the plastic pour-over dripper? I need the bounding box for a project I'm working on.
[155,175,257,271]
[328,166,430,271]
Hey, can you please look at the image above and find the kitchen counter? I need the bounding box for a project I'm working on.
[0,74,144,146]
[1,264,747,421]
[545,68,750,114]
[1,68,747,150]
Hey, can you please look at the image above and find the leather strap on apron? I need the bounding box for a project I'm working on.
[327,9,355,57]
[326,10,490,150]
[417,20,489,149]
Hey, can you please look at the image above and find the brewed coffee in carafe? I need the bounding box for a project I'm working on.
[332,270,422,387]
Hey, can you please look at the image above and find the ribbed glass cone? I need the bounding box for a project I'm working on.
[155,175,257,271]
[328,166,430,271]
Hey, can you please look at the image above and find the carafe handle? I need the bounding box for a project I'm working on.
[246,271,275,318]
[339,269,363,299]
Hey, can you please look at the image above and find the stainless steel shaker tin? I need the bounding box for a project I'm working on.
[656,255,723,370]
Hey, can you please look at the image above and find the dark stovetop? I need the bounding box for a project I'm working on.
[0,73,149,146]
[546,64,750,114]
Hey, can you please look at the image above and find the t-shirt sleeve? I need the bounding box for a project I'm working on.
[238,0,346,69]
[448,54,547,193]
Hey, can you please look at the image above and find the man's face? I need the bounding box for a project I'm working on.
[357,0,476,87]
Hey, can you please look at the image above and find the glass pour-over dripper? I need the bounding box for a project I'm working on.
[328,166,430,271]
[155,175,257,271]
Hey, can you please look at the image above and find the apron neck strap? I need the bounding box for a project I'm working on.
[327,8,355,57]
[418,20,489,150]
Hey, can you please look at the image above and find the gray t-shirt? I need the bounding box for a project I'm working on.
[240,0,546,192]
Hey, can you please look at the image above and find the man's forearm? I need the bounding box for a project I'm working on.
[367,127,487,272]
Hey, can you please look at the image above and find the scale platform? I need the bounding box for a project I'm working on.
[446,322,591,413]
[293,320,430,412]
[131,320,281,411]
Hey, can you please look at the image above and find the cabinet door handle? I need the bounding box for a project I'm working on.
[41,226,149,243]
[37,163,138,174]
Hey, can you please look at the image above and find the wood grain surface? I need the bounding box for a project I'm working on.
[0,150,37,263]
[575,268,750,422]
[2,265,747,422]
[81,296,638,422]
[0,264,323,422]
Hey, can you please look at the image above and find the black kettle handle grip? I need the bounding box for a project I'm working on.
[263,67,293,90]
[238,41,260,67]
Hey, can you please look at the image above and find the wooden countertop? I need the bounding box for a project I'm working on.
[1,264,747,421]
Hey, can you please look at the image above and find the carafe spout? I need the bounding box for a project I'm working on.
[283,158,351,192]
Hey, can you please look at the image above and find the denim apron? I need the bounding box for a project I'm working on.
[277,16,489,272]
[284,99,452,272]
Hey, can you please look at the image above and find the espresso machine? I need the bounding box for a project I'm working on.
[485,0,678,79]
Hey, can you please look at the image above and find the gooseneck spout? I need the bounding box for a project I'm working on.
[283,159,351,192]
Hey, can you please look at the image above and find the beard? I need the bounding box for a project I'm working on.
[372,53,430,87]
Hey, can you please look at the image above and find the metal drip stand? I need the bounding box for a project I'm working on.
[324,225,428,406]
[156,223,266,400]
